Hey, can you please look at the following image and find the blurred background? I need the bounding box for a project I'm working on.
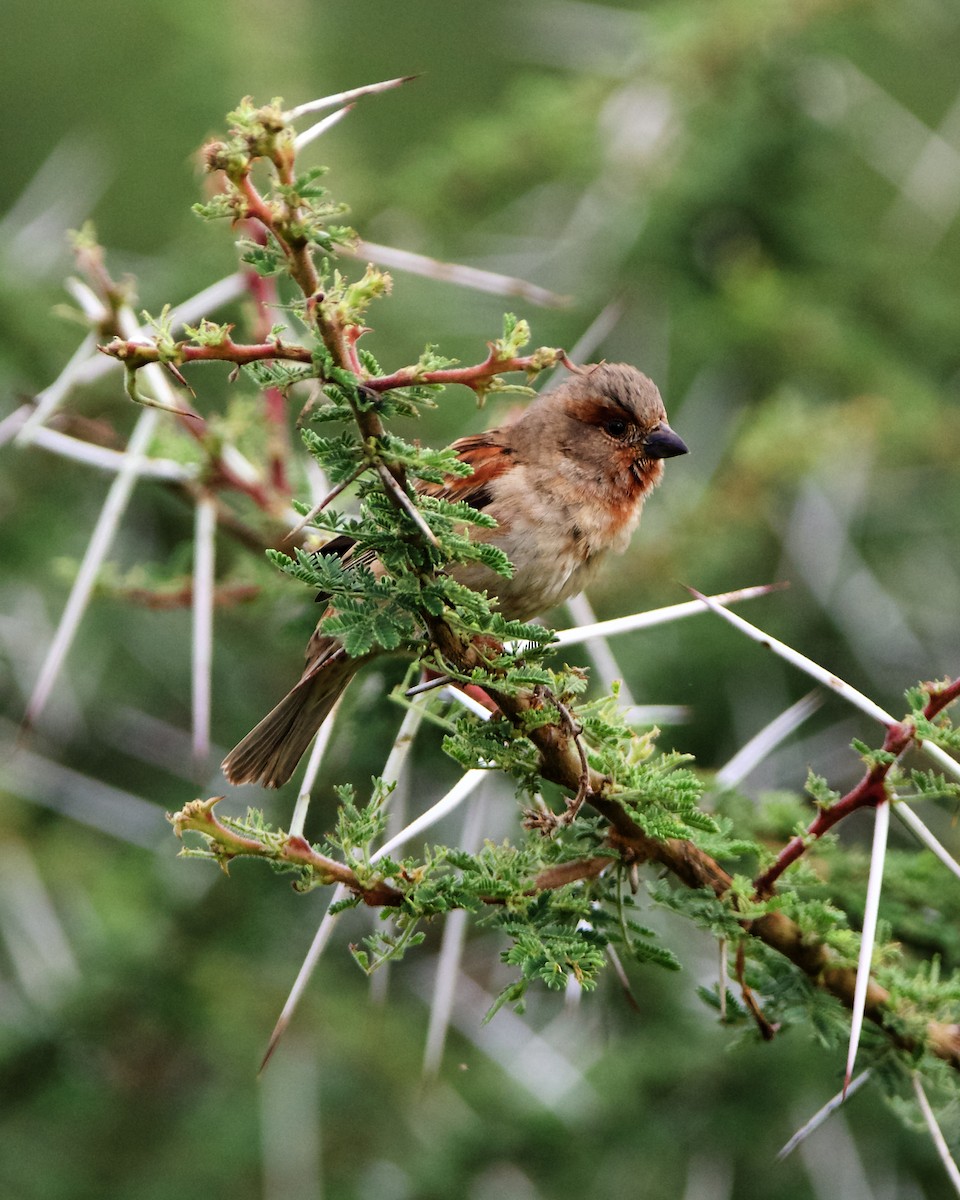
[3,1,960,1196]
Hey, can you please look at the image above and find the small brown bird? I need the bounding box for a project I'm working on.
[222,363,688,787]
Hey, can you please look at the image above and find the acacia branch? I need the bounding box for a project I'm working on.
[238,171,322,301]
[100,335,313,370]
[365,347,574,393]
[478,679,960,1070]
[99,337,576,400]
[170,796,403,905]
[170,796,615,909]
[754,677,960,898]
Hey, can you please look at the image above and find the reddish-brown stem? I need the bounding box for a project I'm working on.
[243,224,292,496]
[101,338,314,369]
[73,231,287,520]
[220,160,441,583]
[735,941,777,1041]
[365,348,575,394]
[474,680,960,1068]
[343,323,365,376]
[754,733,900,899]
[238,170,353,366]
[922,676,960,723]
[92,335,280,511]
[754,678,960,898]
[173,795,613,909]
[270,133,327,300]
[101,341,573,404]
[554,696,591,824]
[239,173,278,231]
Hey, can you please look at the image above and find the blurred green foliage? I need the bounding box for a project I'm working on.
[3,0,960,1196]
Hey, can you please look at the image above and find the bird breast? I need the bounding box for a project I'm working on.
[450,460,647,621]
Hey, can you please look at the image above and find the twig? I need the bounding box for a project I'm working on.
[365,347,573,395]
[468,664,960,1070]
[752,677,960,898]
[259,699,439,1072]
[21,274,247,442]
[686,588,960,895]
[554,696,591,823]
[240,225,293,496]
[171,798,401,900]
[735,941,777,1041]
[101,335,313,370]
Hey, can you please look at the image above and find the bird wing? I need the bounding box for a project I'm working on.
[311,431,510,606]
[417,432,512,513]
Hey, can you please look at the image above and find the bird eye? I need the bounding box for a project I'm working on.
[604,418,628,438]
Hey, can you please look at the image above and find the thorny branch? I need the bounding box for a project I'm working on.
[170,796,614,907]
[503,688,960,1069]
[175,669,960,1071]
[87,97,960,1076]
[753,676,960,898]
[239,224,293,496]
[100,334,572,400]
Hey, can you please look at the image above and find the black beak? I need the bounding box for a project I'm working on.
[643,423,689,459]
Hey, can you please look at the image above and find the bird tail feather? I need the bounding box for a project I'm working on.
[222,651,357,788]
